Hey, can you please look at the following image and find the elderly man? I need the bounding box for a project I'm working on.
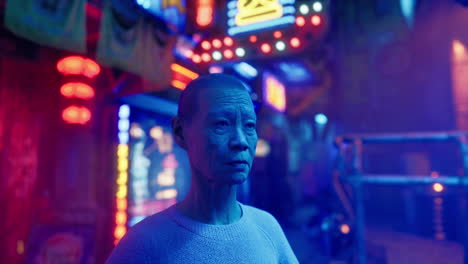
[106,74,298,263]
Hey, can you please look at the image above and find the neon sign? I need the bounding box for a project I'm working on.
[56,56,100,78]
[114,105,130,245]
[235,0,283,26]
[62,106,92,125]
[263,72,286,112]
[227,0,295,36]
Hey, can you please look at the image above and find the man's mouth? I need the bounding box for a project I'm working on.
[228,161,248,165]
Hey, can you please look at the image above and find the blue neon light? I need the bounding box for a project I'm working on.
[118,104,130,144]
[283,6,296,14]
[228,16,295,35]
[119,105,130,119]
[315,113,328,125]
[118,119,130,131]
[277,62,311,83]
[227,9,238,17]
[227,1,237,9]
[119,131,129,144]
[233,62,258,79]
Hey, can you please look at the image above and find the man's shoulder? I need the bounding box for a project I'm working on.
[106,206,178,264]
[122,205,178,241]
[242,204,281,227]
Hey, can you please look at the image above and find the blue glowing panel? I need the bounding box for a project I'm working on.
[233,62,258,79]
[127,107,191,226]
[136,0,186,32]
[227,0,296,36]
[276,61,315,84]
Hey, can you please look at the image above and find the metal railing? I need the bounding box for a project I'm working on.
[336,132,468,264]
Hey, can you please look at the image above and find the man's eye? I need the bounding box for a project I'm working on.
[245,122,256,129]
[215,121,229,127]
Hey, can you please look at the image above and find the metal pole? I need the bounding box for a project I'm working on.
[352,140,366,264]
[458,135,468,264]
[348,175,465,185]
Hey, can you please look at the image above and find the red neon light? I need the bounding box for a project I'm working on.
[296,16,305,27]
[62,106,91,124]
[60,82,95,99]
[273,31,282,39]
[311,15,321,26]
[201,41,211,50]
[223,49,234,59]
[192,54,202,63]
[223,37,234,46]
[249,35,258,43]
[201,53,211,62]
[290,37,301,48]
[212,39,222,49]
[196,0,214,27]
[57,56,100,78]
[261,43,272,53]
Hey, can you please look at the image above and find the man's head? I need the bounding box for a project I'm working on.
[172,74,257,185]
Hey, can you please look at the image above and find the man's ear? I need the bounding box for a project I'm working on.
[172,116,187,150]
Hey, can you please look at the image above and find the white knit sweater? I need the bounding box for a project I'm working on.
[106,203,299,264]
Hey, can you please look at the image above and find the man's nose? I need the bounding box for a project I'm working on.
[229,126,249,151]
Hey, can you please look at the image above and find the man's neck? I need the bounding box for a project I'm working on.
[177,177,242,225]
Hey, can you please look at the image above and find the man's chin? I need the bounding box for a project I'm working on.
[224,172,249,185]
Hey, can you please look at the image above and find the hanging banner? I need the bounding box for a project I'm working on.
[4,0,86,53]
[97,2,175,90]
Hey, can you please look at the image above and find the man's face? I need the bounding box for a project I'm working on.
[184,87,257,185]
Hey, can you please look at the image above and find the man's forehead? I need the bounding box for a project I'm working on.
[207,104,256,117]
[199,88,255,116]
[202,86,249,99]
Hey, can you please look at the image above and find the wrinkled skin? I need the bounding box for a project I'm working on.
[181,87,258,185]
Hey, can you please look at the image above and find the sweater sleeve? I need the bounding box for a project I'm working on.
[269,216,299,264]
[250,207,299,264]
[105,224,153,264]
